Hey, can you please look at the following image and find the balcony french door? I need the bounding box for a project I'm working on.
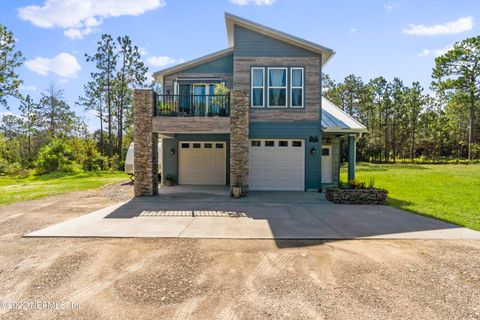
[193,84,215,116]
[159,82,229,117]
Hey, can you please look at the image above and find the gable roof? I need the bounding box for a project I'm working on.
[153,47,233,81]
[225,12,335,65]
[321,97,367,133]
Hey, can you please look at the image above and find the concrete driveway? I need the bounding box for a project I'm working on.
[26,186,480,239]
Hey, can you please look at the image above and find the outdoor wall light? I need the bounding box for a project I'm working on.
[170,147,175,155]
[310,147,316,155]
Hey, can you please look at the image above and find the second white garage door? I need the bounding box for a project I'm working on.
[178,141,226,185]
[249,139,305,191]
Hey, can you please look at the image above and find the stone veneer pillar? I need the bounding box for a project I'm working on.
[133,89,158,197]
[230,90,249,195]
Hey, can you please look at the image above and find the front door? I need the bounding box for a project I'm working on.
[321,146,333,183]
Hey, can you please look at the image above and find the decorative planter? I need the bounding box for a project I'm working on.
[326,188,388,205]
[164,178,176,186]
[232,187,242,198]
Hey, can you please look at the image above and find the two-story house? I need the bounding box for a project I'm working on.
[132,13,366,197]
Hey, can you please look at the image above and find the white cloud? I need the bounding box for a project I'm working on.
[64,27,95,39]
[18,0,165,39]
[350,28,357,33]
[418,45,453,57]
[146,56,184,67]
[384,2,399,11]
[20,84,38,92]
[25,53,82,78]
[403,16,474,36]
[138,47,149,56]
[230,0,276,5]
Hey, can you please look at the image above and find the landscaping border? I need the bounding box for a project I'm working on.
[326,188,388,205]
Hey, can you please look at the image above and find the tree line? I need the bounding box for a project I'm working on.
[0,23,148,175]
[1,22,479,175]
[323,36,480,163]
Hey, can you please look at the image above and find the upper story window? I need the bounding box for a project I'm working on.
[290,68,304,108]
[251,68,265,108]
[268,68,287,108]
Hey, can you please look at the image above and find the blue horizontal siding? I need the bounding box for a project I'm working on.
[249,122,322,190]
[180,53,233,74]
[162,138,178,183]
[234,25,318,57]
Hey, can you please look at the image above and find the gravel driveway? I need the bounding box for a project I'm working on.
[0,182,479,319]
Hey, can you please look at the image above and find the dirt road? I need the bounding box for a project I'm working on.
[0,182,479,319]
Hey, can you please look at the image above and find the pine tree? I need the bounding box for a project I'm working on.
[0,23,24,108]
[86,34,117,159]
[432,36,480,160]
[115,35,148,161]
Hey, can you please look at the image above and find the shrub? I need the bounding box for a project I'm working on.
[348,179,366,189]
[36,139,76,174]
[82,139,106,171]
[107,155,120,171]
[368,178,375,189]
[0,158,22,176]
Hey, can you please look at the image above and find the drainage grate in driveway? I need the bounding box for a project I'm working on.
[140,210,193,217]
[194,211,250,217]
[139,210,250,218]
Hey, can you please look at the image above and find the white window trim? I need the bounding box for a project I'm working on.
[290,67,304,108]
[267,67,288,108]
[251,67,265,108]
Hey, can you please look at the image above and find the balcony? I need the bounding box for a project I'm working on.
[156,94,230,117]
[153,94,231,134]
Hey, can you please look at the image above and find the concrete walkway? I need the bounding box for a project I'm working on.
[26,186,480,240]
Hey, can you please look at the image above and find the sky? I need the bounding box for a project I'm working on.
[1,0,479,131]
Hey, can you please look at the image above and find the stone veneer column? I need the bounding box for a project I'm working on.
[230,90,249,195]
[133,89,158,197]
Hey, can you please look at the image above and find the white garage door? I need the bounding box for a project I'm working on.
[178,141,226,185]
[249,139,305,191]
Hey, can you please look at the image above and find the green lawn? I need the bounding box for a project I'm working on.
[341,163,480,231]
[0,171,129,206]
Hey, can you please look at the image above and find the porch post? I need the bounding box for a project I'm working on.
[133,89,158,197]
[347,134,356,181]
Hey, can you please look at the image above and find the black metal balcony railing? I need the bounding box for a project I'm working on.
[156,94,230,117]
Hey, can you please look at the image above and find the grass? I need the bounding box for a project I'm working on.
[341,163,480,231]
[0,171,129,206]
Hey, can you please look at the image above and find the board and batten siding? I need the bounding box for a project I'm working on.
[233,25,318,57]
[249,122,322,190]
[163,53,234,92]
